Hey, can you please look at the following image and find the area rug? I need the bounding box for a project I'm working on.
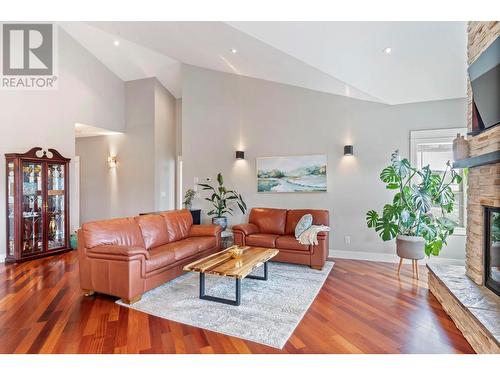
[117,261,334,349]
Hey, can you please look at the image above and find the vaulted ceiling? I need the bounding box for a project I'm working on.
[60,21,467,105]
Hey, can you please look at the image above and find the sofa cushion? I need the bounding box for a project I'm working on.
[83,217,145,249]
[135,214,169,250]
[276,235,311,252]
[145,244,176,273]
[183,236,217,252]
[172,240,198,261]
[246,233,279,248]
[161,209,193,242]
[285,209,329,235]
[249,208,287,235]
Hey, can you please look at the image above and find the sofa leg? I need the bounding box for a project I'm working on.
[311,265,323,271]
[122,295,142,305]
[83,289,95,297]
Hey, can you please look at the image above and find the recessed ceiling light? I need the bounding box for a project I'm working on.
[383,47,392,55]
[231,48,237,54]
[113,40,120,47]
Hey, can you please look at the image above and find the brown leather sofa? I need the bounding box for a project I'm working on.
[77,209,222,304]
[233,208,329,270]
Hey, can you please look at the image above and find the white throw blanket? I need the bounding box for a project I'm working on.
[297,225,330,245]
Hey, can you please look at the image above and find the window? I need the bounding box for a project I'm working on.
[410,128,467,235]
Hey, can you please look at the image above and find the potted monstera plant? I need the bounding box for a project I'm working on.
[366,150,462,258]
[198,172,247,230]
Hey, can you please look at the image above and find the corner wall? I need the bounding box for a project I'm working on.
[181,65,468,260]
[76,78,177,224]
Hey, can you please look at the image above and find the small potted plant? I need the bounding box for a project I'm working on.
[366,150,461,259]
[198,172,247,230]
[183,188,197,210]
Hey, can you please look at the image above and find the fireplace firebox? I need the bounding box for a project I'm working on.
[485,206,500,296]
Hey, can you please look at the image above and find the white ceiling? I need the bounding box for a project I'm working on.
[228,21,468,104]
[60,21,467,105]
[59,22,182,97]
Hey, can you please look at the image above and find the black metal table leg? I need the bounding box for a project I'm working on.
[246,261,268,280]
[198,261,269,306]
[199,272,242,306]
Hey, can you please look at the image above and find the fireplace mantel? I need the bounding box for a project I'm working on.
[453,150,500,169]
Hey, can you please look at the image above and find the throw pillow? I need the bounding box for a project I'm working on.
[295,214,313,238]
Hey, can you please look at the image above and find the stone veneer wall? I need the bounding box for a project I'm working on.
[465,21,500,284]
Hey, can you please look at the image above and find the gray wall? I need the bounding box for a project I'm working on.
[76,78,176,224]
[181,65,467,260]
[0,28,125,261]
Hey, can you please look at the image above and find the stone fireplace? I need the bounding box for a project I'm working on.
[465,125,500,286]
[427,21,499,354]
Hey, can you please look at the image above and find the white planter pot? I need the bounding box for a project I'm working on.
[212,216,228,231]
[396,235,425,260]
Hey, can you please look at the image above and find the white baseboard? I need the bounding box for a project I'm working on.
[329,249,464,266]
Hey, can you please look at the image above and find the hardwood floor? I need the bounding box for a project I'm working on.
[0,251,474,354]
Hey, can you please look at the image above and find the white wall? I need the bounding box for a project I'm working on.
[181,65,467,261]
[0,27,125,261]
[154,81,177,211]
[76,78,177,224]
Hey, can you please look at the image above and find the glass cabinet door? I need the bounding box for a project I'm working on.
[7,161,15,256]
[47,163,66,250]
[22,161,43,254]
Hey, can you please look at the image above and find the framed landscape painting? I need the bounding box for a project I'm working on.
[256,154,327,193]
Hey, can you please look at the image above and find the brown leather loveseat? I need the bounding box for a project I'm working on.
[77,209,222,304]
[233,208,329,270]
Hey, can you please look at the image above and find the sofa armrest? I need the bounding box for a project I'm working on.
[233,223,259,236]
[317,232,328,239]
[86,245,149,260]
[188,224,223,237]
[311,232,329,269]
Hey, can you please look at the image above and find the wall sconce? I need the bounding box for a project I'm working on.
[108,156,117,168]
[344,145,354,156]
[235,151,245,160]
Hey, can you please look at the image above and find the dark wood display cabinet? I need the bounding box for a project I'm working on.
[5,147,71,263]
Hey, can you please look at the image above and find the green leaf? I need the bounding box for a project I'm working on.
[437,217,458,233]
[217,172,224,186]
[452,170,463,184]
[366,210,379,228]
[436,186,454,207]
[425,240,443,256]
[375,219,398,241]
[420,221,437,241]
[380,166,400,183]
[418,165,432,188]
[198,183,215,191]
[386,182,400,190]
[411,185,432,213]
[240,196,247,210]
[383,204,399,221]
[390,150,411,178]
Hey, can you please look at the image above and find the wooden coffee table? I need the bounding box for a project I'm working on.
[183,246,279,306]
